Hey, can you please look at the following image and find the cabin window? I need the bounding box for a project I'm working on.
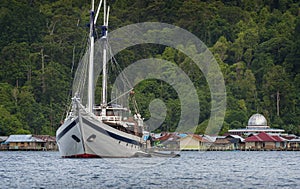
[95,110,101,116]
[107,110,114,116]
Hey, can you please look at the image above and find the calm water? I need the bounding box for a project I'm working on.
[0,151,299,189]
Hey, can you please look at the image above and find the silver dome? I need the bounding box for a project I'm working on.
[248,113,267,126]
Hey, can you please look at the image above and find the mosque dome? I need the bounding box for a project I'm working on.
[247,113,267,126]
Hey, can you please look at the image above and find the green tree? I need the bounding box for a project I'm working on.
[0,42,31,87]
[15,86,45,134]
[0,106,23,135]
[211,36,230,61]
[262,65,292,118]
[0,83,15,113]
[0,0,46,49]
[225,110,248,128]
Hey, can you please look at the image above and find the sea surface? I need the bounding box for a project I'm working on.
[0,151,299,189]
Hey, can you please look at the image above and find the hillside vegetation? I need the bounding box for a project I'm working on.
[0,0,299,136]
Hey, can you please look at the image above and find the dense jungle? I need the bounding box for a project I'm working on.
[0,0,299,136]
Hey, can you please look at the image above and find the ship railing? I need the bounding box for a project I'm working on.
[100,116,122,121]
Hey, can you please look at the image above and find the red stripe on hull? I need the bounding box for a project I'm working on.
[62,154,101,158]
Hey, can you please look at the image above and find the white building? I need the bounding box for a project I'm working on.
[228,113,284,136]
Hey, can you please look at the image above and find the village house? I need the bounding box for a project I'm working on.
[210,136,233,151]
[179,134,213,151]
[34,135,58,151]
[287,138,300,150]
[225,135,245,150]
[280,134,298,140]
[0,136,8,142]
[0,136,8,150]
[244,132,286,150]
[5,135,46,150]
[154,132,180,150]
[0,135,58,151]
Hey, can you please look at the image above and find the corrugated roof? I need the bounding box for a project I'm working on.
[191,134,211,143]
[179,134,212,143]
[156,133,180,141]
[245,132,285,142]
[0,136,8,142]
[214,138,230,144]
[226,135,245,142]
[289,138,300,142]
[202,135,217,142]
[34,135,56,142]
[281,135,298,140]
[5,135,45,143]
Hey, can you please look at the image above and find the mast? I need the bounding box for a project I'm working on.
[101,0,109,116]
[87,0,95,113]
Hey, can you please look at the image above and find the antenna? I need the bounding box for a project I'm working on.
[94,0,103,25]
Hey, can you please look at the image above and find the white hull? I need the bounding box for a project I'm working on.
[56,109,142,158]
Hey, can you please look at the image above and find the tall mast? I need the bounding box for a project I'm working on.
[87,0,95,113]
[101,0,109,113]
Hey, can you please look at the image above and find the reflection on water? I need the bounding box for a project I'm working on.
[0,151,299,188]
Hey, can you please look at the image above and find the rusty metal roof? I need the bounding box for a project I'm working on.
[245,132,286,142]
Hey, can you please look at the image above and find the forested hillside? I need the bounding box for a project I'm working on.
[0,0,299,136]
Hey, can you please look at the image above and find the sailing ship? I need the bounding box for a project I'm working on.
[56,0,148,158]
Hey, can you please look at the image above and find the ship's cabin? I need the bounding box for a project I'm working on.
[93,104,143,137]
[93,104,130,121]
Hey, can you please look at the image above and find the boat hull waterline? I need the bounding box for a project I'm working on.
[56,110,180,158]
[56,111,144,158]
